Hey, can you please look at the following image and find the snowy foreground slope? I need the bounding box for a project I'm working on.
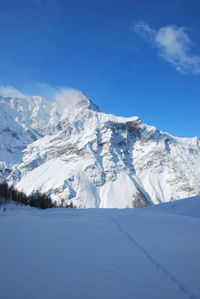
[0,197,200,299]
[1,93,200,207]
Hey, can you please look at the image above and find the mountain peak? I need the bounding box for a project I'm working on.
[1,92,200,208]
[55,89,100,113]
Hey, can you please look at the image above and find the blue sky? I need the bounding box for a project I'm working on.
[0,0,200,137]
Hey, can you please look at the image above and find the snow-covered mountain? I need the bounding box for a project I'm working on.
[1,93,200,208]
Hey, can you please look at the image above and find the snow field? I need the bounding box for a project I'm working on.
[0,197,200,299]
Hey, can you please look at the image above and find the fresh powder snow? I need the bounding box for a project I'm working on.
[0,197,200,299]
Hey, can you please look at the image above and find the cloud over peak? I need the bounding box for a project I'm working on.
[55,88,88,111]
[132,22,200,74]
[0,84,88,110]
[0,85,27,98]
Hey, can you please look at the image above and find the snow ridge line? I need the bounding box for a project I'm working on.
[107,215,198,299]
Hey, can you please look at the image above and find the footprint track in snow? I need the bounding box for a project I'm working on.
[107,215,198,299]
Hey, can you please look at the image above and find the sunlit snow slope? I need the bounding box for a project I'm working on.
[0,94,200,207]
[0,197,200,299]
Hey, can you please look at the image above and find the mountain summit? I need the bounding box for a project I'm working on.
[0,94,200,208]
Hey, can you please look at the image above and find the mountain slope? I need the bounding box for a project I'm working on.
[1,94,200,208]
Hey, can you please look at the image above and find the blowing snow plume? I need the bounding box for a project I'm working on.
[55,88,89,112]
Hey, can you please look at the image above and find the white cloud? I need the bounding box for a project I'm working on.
[133,21,156,42]
[0,83,88,110]
[55,88,88,111]
[132,22,200,74]
[31,83,87,108]
[33,82,59,100]
[0,85,27,98]
[27,82,87,106]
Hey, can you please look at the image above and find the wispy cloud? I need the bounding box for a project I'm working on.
[0,83,57,100]
[0,83,87,109]
[132,22,200,74]
[55,88,87,111]
[31,82,87,107]
[0,85,27,98]
[32,82,59,100]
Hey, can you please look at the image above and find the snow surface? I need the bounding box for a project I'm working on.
[0,197,200,299]
[1,94,200,207]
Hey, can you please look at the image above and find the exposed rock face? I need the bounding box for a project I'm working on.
[1,94,200,208]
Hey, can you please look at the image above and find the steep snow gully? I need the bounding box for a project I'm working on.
[0,94,200,208]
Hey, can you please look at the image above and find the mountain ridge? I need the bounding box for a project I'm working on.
[1,93,200,208]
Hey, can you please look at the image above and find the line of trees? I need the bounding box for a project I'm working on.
[0,183,56,209]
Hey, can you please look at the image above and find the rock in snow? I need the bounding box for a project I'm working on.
[0,94,200,207]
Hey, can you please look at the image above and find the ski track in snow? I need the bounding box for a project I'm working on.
[107,215,199,299]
